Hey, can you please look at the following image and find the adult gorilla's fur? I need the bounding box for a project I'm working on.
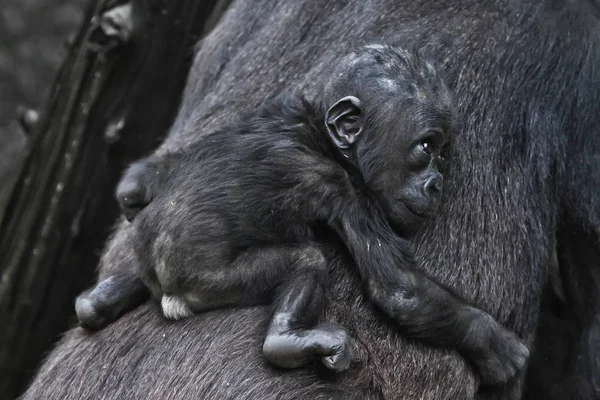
[24,0,600,399]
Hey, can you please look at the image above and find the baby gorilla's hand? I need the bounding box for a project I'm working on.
[466,314,530,386]
[262,322,352,372]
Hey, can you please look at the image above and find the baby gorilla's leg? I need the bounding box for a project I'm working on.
[75,268,148,330]
[260,247,351,372]
[179,244,351,372]
[262,277,351,372]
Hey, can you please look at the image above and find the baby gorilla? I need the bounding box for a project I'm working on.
[77,44,528,384]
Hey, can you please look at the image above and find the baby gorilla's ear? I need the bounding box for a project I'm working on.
[325,96,363,149]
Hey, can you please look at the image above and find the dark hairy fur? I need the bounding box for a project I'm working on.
[79,44,526,382]
[23,0,600,399]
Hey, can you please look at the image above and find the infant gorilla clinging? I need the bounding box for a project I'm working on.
[77,44,528,384]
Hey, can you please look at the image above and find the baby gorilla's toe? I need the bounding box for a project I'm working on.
[321,344,351,372]
[315,323,352,372]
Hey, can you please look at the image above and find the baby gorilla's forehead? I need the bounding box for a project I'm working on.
[331,44,450,109]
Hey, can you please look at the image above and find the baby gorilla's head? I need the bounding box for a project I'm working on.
[320,44,454,232]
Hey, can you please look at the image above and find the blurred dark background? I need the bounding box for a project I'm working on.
[0,2,223,397]
[0,0,84,220]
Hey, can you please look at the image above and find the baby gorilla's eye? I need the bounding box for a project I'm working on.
[420,140,434,155]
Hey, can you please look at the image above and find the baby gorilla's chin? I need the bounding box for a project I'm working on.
[384,199,433,235]
[404,201,439,219]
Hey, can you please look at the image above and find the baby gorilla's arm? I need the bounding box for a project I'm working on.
[332,203,529,385]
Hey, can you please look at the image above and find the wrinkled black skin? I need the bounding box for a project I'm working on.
[24,1,600,399]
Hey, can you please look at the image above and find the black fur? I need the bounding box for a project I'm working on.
[80,45,527,382]
[24,1,600,399]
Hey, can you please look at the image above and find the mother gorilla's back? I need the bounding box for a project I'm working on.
[24,0,600,399]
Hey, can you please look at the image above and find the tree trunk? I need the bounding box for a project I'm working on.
[0,0,226,397]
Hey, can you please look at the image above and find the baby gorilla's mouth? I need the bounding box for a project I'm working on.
[399,194,440,219]
[381,199,429,236]
[404,203,427,218]
[396,199,431,220]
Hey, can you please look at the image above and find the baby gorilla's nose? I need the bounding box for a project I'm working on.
[423,174,443,198]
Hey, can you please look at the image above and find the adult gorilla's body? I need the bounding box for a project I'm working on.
[25,1,600,399]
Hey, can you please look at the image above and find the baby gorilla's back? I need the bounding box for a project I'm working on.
[131,110,336,313]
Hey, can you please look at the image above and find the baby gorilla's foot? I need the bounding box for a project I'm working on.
[466,315,530,385]
[75,273,147,330]
[262,322,351,372]
[116,159,151,222]
[76,277,123,330]
[75,289,110,330]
